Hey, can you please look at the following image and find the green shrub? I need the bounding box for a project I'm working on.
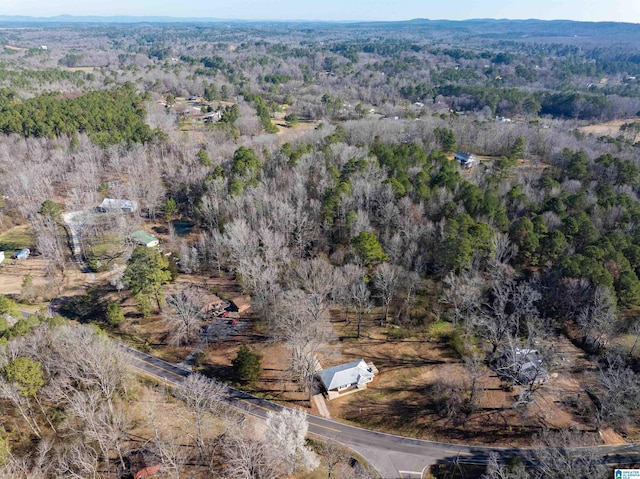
[232,345,262,383]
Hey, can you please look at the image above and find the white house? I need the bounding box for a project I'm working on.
[319,359,377,400]
[0,251,5,264]
[98,198,138,213]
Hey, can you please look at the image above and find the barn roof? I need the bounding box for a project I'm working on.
[130,230,158,246]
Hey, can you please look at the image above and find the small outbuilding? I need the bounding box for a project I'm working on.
[13,248,30,260]
[128,450,161,479]
[0,251,4,264]
[229,295,251,314]
[200,291,228,317]
[454,151,478,169]
[98,198,138,213]
[319,359,377,400]
[130,230,159,248]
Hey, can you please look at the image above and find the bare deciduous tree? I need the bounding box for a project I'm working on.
[588,354,640,432]
[264,409,319,476]
[174,373,227,461]
[275,289,333,396]
[576,286,618,352]
[163,287,208,346]
[373,262,401,325]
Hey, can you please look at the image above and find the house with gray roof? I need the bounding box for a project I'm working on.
[319,359,377,400]
[98,198,138,213]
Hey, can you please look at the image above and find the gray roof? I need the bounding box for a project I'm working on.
[99,198,137,211]
[319,359,374,391]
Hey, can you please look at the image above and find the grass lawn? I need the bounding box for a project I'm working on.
[0,225,36,255]
[86,233,128,271]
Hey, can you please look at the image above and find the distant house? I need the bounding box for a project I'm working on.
[319,359,377,400]
[496,348,548,386]
[0,251,4,264]
[203,111,223,123]
[515,348,549,385]
[98,198,138,213]
[199,290,228,317]
[229,295,251,314]
[454,151,477,169]
[13,248,30,260]
[130,230,159,248]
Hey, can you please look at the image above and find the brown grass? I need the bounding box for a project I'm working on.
[579,118,640,142]
[114,274,611,448]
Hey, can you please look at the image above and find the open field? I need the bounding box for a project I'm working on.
[318,323,602,446]
[62,66,97,72]
[579,118,640,141]
[0,224,35,256]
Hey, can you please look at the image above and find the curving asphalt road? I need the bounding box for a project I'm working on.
[122,345,640,479]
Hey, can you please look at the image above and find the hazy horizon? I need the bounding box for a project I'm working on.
[0,0,638,24]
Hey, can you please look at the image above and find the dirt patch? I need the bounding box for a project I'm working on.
[63,67,97,72]
[599,428,626,445]
[0,258,87,298]
[3,45,27,51]
[274,120,319,137]
[579,118,640,141]
[317,322,600,447]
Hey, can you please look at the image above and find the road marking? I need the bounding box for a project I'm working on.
[129,355,187,381]
[239,398,275,414]
[308,421,342,433]
[444,449,474,456]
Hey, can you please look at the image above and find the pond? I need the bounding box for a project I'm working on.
[171,220,195,237]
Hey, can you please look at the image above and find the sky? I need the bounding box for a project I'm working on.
[0,0,639,23]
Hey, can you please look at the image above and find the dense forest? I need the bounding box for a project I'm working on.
[0,17,640,479]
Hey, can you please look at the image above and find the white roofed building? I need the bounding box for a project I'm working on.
[98,198,138,213]
[319,359,377,400]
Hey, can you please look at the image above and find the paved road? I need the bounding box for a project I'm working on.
[123,345,640,478]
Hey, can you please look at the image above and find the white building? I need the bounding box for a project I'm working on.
[98,198,138,213]
[319,359,377,400]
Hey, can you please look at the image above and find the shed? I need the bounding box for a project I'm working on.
[134,465,162,479]
[13,248,30,260]
[229,295,251,314]
[199,290,228,316]
[130,230,159,248]
[0,251,4,264]
[319,359,377,399]
[98,198,138,213]
[128,450,161,479]
[454,151,478,169]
